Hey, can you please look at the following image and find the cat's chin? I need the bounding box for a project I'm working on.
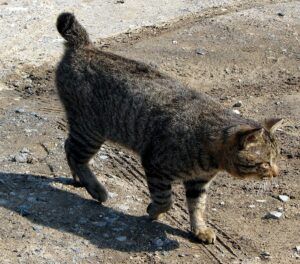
[229,172,273,181]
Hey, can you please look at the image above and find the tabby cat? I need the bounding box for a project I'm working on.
[55,13,283,244]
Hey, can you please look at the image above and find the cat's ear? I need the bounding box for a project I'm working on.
[264,118,284,134]
[239,127,264,148]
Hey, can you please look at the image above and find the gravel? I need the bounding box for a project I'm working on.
[265,211,283,219]
[278,195,290,202]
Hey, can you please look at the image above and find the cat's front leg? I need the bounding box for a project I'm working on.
[145,170,173,220]
[184,179,216,244]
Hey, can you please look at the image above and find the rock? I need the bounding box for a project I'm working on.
[256,199,266,203]
[14,153,28,163]
[232,109,241,115]
[172,40,178,44]
[295,246,300,253]
[248,204,256,209]
[99,155,109,160]
[278,195,290,202]
[219,201,225,206]
[233,101,242,107]
[118,204,129,211]
[178,254,186,257]
[115,0,125,3]
[265,211,282,219]
[15,108,25,113]
[20,147,30,154]
[196,48,206,55]
[32,225,43,232]
[260,251,271,260]
[277,207,284,212]
[116,236,127,242]
[277,12,284,17]
[153,238,164,247]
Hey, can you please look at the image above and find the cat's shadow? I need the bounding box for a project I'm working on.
[0,172,190,252]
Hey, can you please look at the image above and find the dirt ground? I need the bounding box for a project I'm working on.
[0,1,299,264]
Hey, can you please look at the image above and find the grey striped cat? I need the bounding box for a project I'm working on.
[56,13,283,244]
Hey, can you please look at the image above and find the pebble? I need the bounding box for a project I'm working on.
[118,204,129,211]
[265,211,282,219]
[295,246,300,253]
[278,195,290,202]
[248,204,256,209]
[15,108,25,113]
[277,12,284,17]
[153,238,164,247]
[172,40,178,44]
[260,251,271,260]
[14,153,28,163]
[116,236,127,242]
[219,201,225,206]
[233,101,242,107]
[99,155,109,160]
[32,225,43,232]
[196,48,206,55]
[20,147,30,154]
[232,109,241,115]
[115,0,125,3]
[256,199,266,203]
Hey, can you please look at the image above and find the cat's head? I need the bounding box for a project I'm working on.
[222,118,283,180]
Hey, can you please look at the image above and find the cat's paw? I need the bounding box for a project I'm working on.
[86,183,108,203]
[194,227,216,244]
[147,203,171,220]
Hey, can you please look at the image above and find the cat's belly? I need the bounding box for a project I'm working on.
[179,164,218,181]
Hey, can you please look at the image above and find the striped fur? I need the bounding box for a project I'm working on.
[55,13,283,244]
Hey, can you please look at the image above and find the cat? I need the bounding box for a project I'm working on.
[55,12,283,244]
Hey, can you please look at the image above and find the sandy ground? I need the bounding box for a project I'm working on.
[0,0,300,263]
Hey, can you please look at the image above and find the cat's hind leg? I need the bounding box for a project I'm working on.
[184,179,216,244]
[65,131,108,203]
[145,169,173,220]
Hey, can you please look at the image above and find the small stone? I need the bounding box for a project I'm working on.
[277,12,284,17]
[14,153,28,163]
[256,199,266,203]
[178,254,186,257]
[278,195,290,202]
[32,225,43,232]
[118,204,129,211]
[115,0,124,3]
[248,204,256,209]
[233,101,242,107]
[277,207,284,212]
[196,48,206,55]
[153,238,164,247]
[15,108,25,113]
[260,251,271,259]
[172,40,178,44]
[20,147,30,154]
[108,192,118,198]
[99,155,109,160]
[295,246,300,253]
[116,236,127,242]
[232,109,241,115]
[265,211,282,219]
[219,201,225,206]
